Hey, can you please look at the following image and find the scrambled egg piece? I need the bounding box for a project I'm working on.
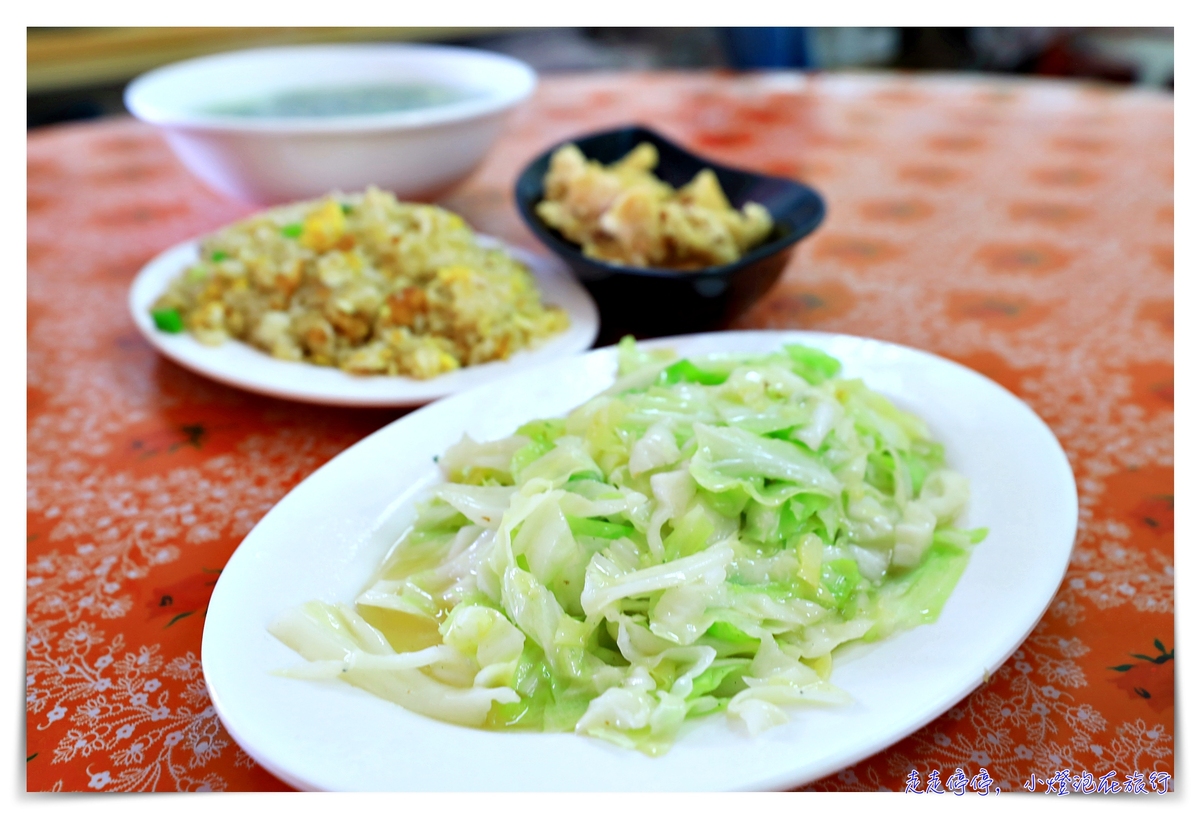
[152,187,569,379]
[536,143,774,270]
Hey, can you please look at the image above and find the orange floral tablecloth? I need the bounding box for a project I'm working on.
[26,71,1174,793]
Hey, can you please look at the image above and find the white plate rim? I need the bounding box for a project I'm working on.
[201,329,1079,791]
[127,234,600,407]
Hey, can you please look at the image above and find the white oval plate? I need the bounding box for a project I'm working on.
[128,236,599,407]
[202,330,1078,791]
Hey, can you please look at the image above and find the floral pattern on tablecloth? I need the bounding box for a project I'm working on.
[27,71,1172,791]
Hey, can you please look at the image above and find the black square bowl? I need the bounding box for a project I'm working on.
[515,125,825,337]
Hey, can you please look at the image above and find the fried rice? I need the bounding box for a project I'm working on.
[151,187,570,379]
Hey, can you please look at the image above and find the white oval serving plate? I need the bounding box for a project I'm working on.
[128,235,599,407]
[202,330,1078,791]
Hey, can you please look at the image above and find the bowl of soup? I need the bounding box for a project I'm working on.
[125,43,537,204]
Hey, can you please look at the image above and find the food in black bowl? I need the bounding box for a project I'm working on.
[515,125,825,337]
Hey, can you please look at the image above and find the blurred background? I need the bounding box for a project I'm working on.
[28,26,1174,130]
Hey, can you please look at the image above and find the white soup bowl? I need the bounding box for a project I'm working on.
[125,43,537,204]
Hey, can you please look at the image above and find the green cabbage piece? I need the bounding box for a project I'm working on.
[784,344,842,384]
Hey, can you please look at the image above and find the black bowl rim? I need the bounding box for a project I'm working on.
[514,123,826,280]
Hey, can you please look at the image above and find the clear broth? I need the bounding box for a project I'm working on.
[205,82,478,118]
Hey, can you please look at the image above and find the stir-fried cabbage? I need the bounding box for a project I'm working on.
[270,339,986,754]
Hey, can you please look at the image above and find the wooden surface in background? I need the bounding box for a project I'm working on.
[27,27,513,92]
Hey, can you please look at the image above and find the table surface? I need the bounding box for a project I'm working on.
[26,71,1174,793]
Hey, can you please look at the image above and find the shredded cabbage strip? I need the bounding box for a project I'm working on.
[270,339,985,755]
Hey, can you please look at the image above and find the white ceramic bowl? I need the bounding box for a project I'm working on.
[125,43,537,204]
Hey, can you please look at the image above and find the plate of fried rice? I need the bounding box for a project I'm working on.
[129,188,599,406]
